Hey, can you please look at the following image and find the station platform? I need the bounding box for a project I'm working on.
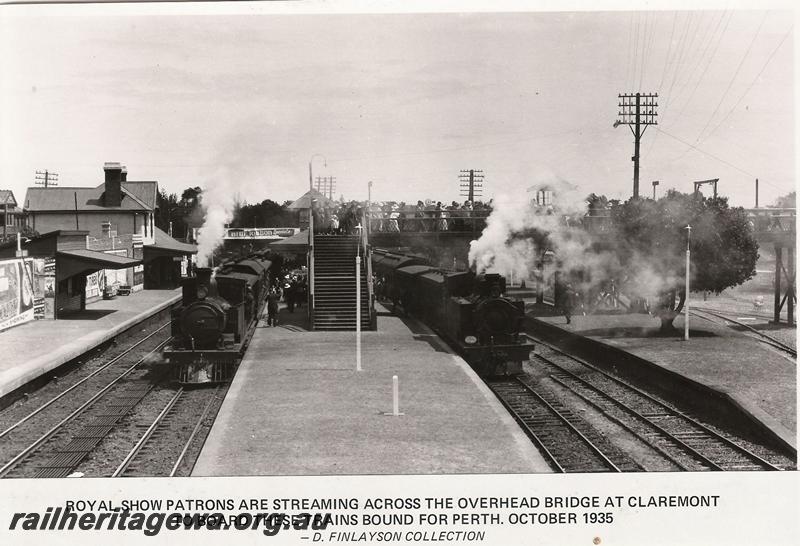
[192,305,552,476]
[0,289,180,399]
[526,304,797,452]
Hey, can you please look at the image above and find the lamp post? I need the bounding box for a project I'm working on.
[355,223,363,371]
[684,224,692,341]
[308,154,326,191]
[367,180,373,237]
[652,180,659,200]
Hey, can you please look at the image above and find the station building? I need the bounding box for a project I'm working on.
[23,162,196,296]
[0,230,139,328]
[0,163,197,331]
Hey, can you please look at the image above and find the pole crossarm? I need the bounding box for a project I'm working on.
[615,92,658,199]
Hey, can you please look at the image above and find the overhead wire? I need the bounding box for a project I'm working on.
[656,12,678,93]
[625,11,635,91]
[656,127,787,191]
[642,11,660,89]
[638,12,649,90]
[631,12,641,90]
[645,10,732,163]
[669,12,722,108]
[641,11,695,161]
[702,25,792,141]
[693,11,768,144]
[669,10,732,127]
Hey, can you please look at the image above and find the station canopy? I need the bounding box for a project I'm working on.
[57,248,140,281]
[269,230,309,254]
[144,226,198,259]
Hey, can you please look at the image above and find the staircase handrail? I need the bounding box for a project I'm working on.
[360,212,374,328]
[309,202,315,326]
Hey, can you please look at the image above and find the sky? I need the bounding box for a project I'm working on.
[0,1,795,211]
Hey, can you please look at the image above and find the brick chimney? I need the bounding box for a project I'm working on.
[120,166,127,182]
[104,162,122,207]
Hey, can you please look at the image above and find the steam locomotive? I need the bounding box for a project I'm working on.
[164,252,278,384]
[372,249,535,376]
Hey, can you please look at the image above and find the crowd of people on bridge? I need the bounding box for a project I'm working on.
[311,198,494,234]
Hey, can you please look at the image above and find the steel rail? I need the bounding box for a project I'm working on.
[486,381,566,473]
[532,338,784,470]
[541,370,691,471]
[544,365,714,470]
[170,386,222,477]
[691,307,796,358]
[511,377,622,472]
[112,388,184,477]
[0,323,171,440]
[0,340,171,478]
[488,377,621,472]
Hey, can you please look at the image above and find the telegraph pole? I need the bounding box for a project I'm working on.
[615,93,658,199]
[315,176,336,200]
[35,170,59,188]
[459,170,483,201]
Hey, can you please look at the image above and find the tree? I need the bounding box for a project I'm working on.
[232,199,298,228]
[609,191,759,331]
[772,191,795,209]
[155,188,179,235]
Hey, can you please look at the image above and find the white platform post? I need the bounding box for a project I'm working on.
[684,224,692,341]
[392,375,399,416]
[356,254,362,371]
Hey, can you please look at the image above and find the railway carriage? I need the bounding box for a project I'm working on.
[375,249,535,376]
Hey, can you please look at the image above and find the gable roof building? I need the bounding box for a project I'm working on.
[24,163,158,244]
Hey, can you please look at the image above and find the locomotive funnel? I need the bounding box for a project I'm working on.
[196,267,213,285]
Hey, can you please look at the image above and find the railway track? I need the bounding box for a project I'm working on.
[531,342,795,471]
[486,376,640,473]
[0,340,171,478]
[691,307,796,358]
[112,385,223,477]
[0,322,172,442]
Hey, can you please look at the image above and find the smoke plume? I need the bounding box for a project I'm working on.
[468,176,687,306]
[196,166,237,266]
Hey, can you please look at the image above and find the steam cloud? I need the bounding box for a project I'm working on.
[468,177,687,304]
[196,166,238,266]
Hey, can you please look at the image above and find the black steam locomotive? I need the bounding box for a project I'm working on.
[372,249,535,376]
[164,252,277,384]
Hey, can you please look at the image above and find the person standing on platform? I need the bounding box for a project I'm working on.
[284,277,296,313]
[558,281,576,324]
[330,213,339,235]
[267,287,280,326]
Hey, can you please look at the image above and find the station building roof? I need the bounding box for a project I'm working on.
[24,181,157,212]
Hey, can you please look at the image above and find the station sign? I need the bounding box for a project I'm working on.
[223,227,300,240]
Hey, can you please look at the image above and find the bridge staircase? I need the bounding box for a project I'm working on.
[311,234,373,331]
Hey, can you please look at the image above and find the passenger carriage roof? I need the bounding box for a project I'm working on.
[395,264,436,278]
[215,271,259,286]
[228,259,266,275]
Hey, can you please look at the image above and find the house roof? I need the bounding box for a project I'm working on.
[24,181,157,212]
[287,189,337,210]
[0,190,17,206]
